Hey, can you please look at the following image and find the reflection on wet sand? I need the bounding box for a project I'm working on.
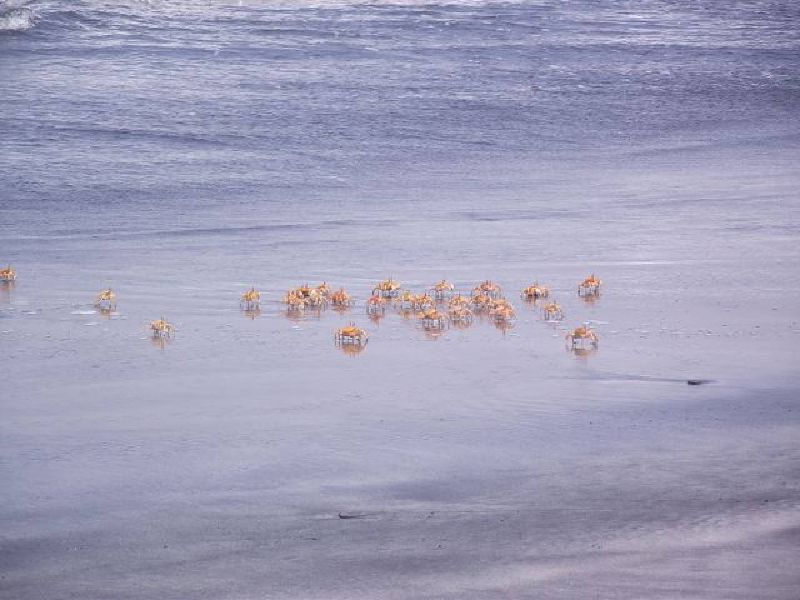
[150,335,172,351]
[0,281,15,303]
[242,306,261,320]
[336,342,367,356]
[580,292,601,305]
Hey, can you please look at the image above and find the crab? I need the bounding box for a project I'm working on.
[542,301,564,321]
[430,279,455,300]
[316,282,331,298]
[472,280,502,299]
[150,317,175,338]
[420,308,448,331]
[335,323,368,346]
[471,293,493,312]
[330,288,354,308]
[0,265,16,282]
[412,293,434,311]
[448,305,474,326]
[95,288,117,311]
[373,278,402,299]
[240,287,261,310]
[521,283,550,300]
[488,298,513,312]
[578,274,602,297]
[292,284,312,300]
[283,290,306,312]
[365,294,387,316]
[490,304,516,324]
[448,294,470,310]
[397,290,417,312]
[285,286,327,310]
[566,324,599,350]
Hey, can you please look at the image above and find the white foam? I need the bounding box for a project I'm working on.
[0,8,35,32]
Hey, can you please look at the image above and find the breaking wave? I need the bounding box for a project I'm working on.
[0,7,35,32]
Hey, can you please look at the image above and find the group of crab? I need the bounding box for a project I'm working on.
[364,278,570,337]
[569,274,603,350]
[2,266,602,352]
[279,282,355,313]
[91,288,175,340]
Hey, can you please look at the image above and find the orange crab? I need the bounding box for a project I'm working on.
[240,287,261,310]
[365,294,387,316]
[330,288,353,309]
[542,301,564,321]
[295,284,313,299]
[521,283,549,300]
[578,274,602,297]
[306,289,328,309]
[488,298,513,311]
[430,279,455,300]
[335,323,368,346]
[471,293,493,312]
[0,265,16,282]
[150,317,175,338]
[490,304,516,324]
[373,278,402,298]
[398,290,417,312]
[286,285,327,309]
[420,308,448,331]
[95,288,117,311]
[472,280,502,299]
[566,324,599,350]
[412,293,434,311]
[448,294,470,309]
[283,290,306,312]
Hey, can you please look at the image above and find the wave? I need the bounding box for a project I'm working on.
[0,7,35,32]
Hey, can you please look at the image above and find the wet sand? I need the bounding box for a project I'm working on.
[2,105,800,597]
[2,363,798,598]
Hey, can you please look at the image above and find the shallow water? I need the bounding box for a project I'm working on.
[1,1,800,598]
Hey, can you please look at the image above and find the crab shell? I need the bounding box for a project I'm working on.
[475,280,501,293]
[522,284,549,298]
[375,279,401,291]
[434,280,454,290]
[488,298,513,312]
[543,303,564,320]
[150,319,174,336]
[492,307,516,321]
[330,289,352,305]
[568,326,598,342]
[471,294,493,309]
[336,324,368,345]
[96,289,116,302]
[241,288,261,303]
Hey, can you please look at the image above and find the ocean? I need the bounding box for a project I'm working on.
[1,1,799,598]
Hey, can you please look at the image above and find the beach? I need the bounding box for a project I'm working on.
[2,1,799,597]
